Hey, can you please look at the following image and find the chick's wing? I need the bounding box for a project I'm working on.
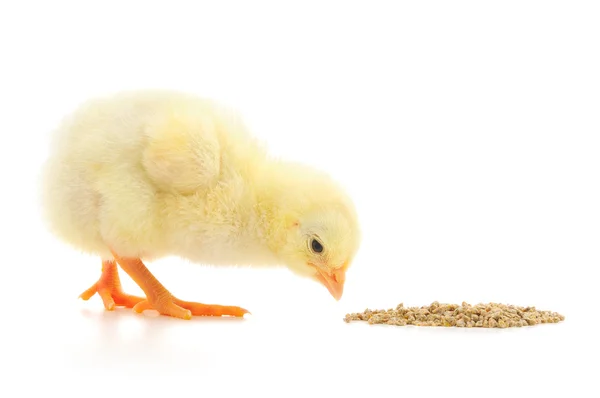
[142,105,221,195]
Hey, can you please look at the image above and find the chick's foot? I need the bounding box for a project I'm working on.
[110,251,249,320]
[79,260,145,310]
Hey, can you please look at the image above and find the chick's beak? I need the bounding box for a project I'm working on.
[315,267,346,301]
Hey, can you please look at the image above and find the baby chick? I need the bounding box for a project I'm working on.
[41,90,361,319]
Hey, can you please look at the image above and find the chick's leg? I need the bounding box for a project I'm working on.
[79,260,145,310]
[111,252,249,320]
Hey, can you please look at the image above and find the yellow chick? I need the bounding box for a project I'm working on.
[41,90,361,319]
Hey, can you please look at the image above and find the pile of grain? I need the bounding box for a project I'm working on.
[343,301,565,328]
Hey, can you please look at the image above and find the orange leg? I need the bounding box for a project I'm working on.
[79,260,145,310]
[111,251,249,320]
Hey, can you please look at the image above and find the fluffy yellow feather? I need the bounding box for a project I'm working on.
[41,89,361,318]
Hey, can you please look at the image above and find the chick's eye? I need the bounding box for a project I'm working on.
[311,239,324,253]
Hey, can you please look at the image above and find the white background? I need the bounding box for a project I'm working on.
[1,1,598,397]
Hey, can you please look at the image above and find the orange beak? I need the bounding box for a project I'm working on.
[315,267,346,301]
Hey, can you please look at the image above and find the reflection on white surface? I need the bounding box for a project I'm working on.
[3,253,591,398]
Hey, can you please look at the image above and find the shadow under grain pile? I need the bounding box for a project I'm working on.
[344,301,565,328]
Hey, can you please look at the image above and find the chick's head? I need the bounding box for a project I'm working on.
[270,167,361,301]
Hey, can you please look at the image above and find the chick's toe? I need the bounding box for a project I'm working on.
[133,299,248,319]
[133,299,193,320]
[173,299,249,317]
